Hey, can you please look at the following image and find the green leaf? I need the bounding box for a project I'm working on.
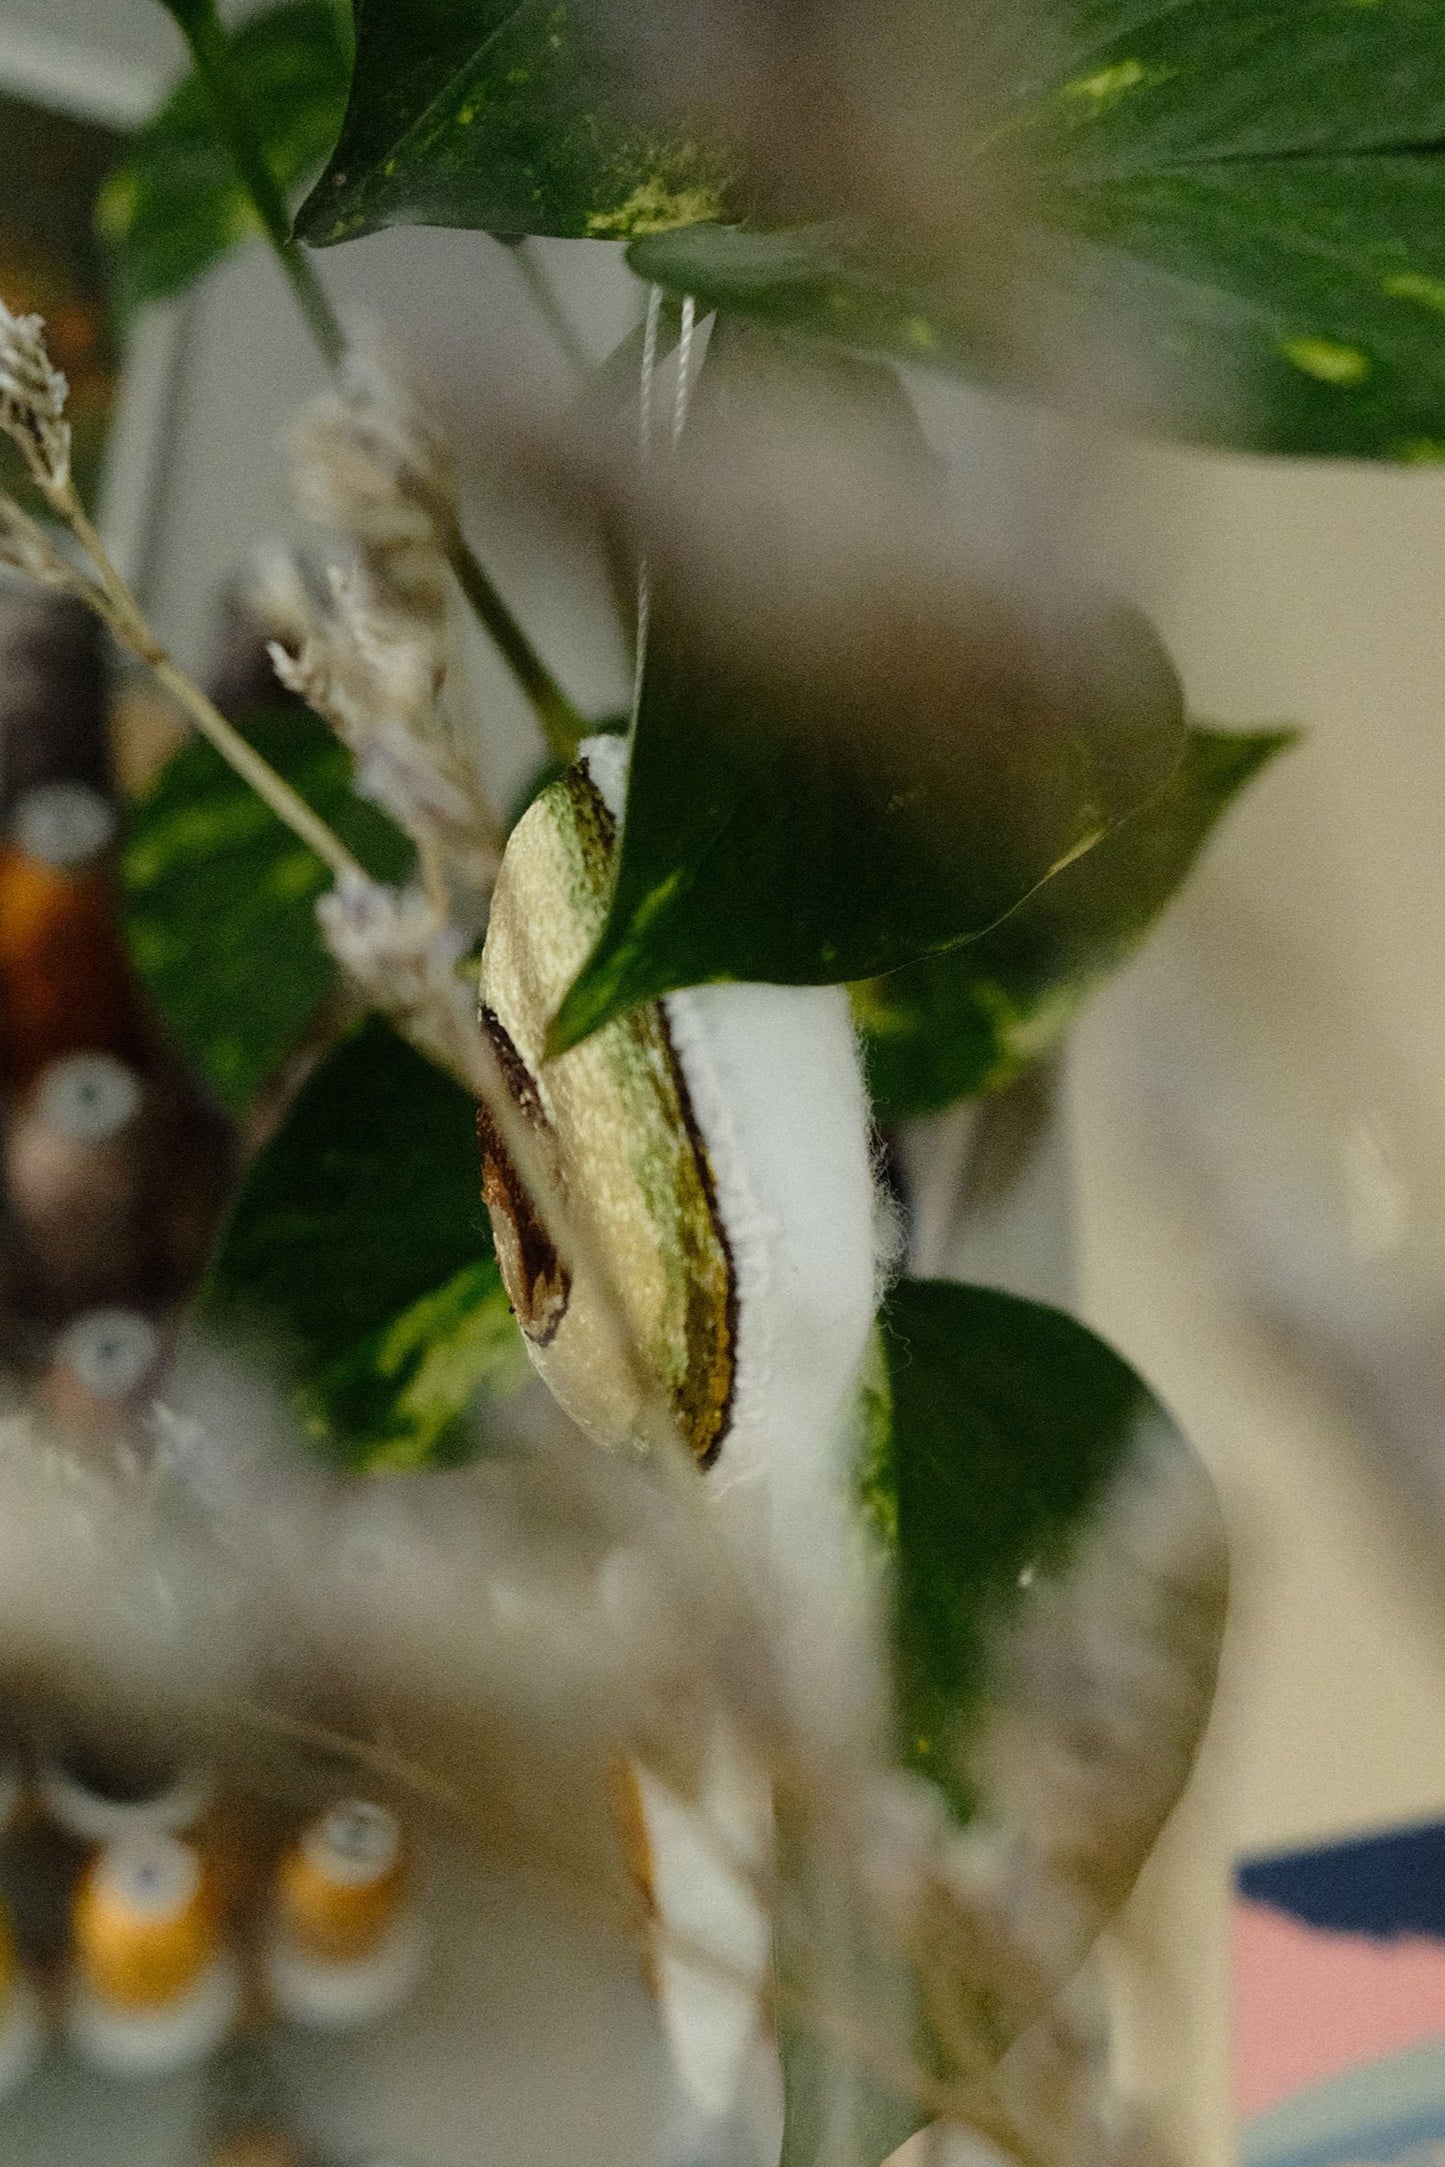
[856,1278,1223,2100]
[291,0,1445,454]
[767,1277,1224,2146]
[549,335,1185,1050]
[854,724,1296,1123]
[624,2,1445,459]
[204,1016,527,1468]
[295,0,733,248]
[99,0,351,323]
[872,1275,1223,1848]
[121,709,411,1115]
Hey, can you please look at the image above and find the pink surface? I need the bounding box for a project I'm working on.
[1234,1897,1445,2117]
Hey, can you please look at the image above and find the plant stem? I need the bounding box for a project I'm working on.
[165,0,345,368]
[162,0,587,762]
[442,519,584,764]
[63,486,363,882]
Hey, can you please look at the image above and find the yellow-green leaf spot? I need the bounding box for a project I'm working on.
[1280,337,1372,387]
[1393,438,1445,465]
[1383,271,1445,316]
[95,169,139,242]
[585,178,724,239]
[1061,59,1169,113]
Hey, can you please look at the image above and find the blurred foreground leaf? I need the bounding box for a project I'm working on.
[122,709,410,1115]
[631,3,1445,457]
[100,0,351,323]
[774,1276,1225,2161]
[551,338,1185,1049]
[204,1017,527,1468]
[854,725,1296,1122]
[872,1279,1219,1818]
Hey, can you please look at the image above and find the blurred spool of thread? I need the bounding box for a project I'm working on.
[0,1740,27,1835]
[0,587,238,1409]
[0,589,111,821]
[0,1897,44,2098]
[0,591,126,1088]
[265,1802,425,2031]
[5,1051,233,1319]
[40,1740,213,1845]
[204,2131,308,2167]
[0,789,137,1088]
[66,1832,240,2075]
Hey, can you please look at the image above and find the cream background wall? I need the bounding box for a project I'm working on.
[1071,446,1445,2165]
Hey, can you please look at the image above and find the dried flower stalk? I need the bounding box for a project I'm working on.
[0,300,641,1423]
[0,299,71,494]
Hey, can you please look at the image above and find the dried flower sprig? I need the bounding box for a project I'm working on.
[0,310,360,888]
[292,331,455,635]
[263,340,515,905]
[0,299,71,495]
[262,557,501,901]
[0,494,89,593]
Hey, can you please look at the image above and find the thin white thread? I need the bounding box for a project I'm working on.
[632,288,699,724]
[638,283,663,466]
[632,284,665,722]
[671,294,698,447]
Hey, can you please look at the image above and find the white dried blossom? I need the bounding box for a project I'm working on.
[316,871,471,1029]
[263,558,497,881]
[0,299,71,492]
[351,712,476,836]
[292,326,456,628]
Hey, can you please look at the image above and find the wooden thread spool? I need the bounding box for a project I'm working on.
[67,1833,239,2074]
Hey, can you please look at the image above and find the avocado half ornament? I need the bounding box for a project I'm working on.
[478,733,877,1514]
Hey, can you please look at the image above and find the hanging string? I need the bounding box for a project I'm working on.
[638,283,664,468]
[632,286,699,725]
[632,286,664,721]
[672,294,698,447]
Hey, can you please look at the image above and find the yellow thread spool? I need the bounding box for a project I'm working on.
[275,1802,406,1967]
[265,1801,424,2029]
[74,1834,217,2012]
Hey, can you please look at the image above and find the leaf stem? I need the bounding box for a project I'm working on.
[158,0,587,763]
[441,518,585,764]
[163,0,345,367]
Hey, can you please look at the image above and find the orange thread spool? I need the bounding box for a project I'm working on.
[274,1803,407,1967]
[0,846,140,1092]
